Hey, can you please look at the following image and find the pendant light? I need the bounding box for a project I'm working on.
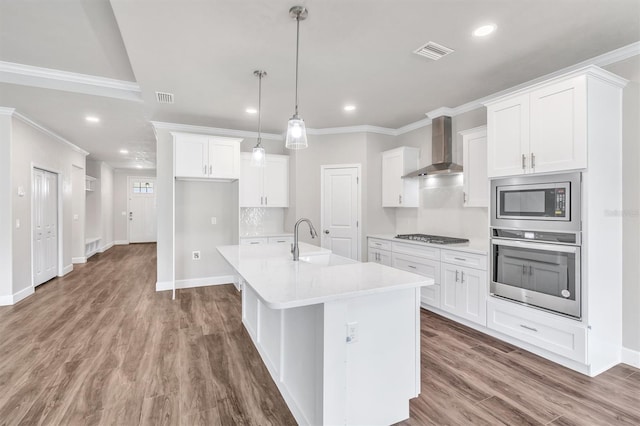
[285,5,309,150]
[251,70,267,167]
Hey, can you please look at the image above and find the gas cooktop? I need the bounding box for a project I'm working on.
[395,234,469,245]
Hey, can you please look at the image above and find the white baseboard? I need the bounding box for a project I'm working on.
[99,241,114,253]
[72,256,87,264]
[62,264,73,275]
[114,240,129,245]
[0,286,35,306]
[156,275,237,292]
[622,347,640,368]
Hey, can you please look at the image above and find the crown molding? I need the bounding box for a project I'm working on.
[0,107,16,116]
[306,124,397,137]
[395,117,432,136]
[0,61,142,102]
[151,121,282,140]
[12,111,89,156]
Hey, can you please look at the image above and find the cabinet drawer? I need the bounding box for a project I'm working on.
[268,236,293,244]
[421,284,440,308]
[392,242,440,260]
[487,298,586,363]
[392,253,440,283]
[368,238,392,251]
[441,249,487,271]
[240,237,268,245]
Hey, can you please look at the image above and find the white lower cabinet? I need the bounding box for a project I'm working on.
[241,236,293,245]
[440,249,487,326]
[368,248,392,266]
[391,245,441,309]
[487,298,587,363]
[240,237,268,245]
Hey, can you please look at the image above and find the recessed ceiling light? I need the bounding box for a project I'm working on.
[246,108,258,114]
[119,149,129,154]
[473,24,496,37]
[136,165,143,169]
[344,105,356,112]
[85,116,100,123]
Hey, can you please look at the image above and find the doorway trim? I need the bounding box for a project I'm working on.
[30,163,64,290]
[320,164,362,261]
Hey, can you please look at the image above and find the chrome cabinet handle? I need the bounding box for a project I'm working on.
[455,270,459,282]
[408,265,417,269]
[265,196,267,205]
[461,271,465,283]
[249,242,260,245]
[399,194,402,204]
[531,153,535,169]
[522,264,527,275]
[522,154,526,170]
[260,196,263,205]
[463,192,467,203]
[209,164,212,175]
[203,165,207,175]
[454,257,466,262]
[520,324,538,332]
[529,265,533,276]
[324,230,330,234]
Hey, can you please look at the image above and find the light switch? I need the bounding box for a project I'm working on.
[73,214,79,220]
[15,219,20,229]
[211,217,217,225]
[17,186,25,197]
[121,211,127,216]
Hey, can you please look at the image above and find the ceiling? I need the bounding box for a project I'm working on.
[1,0,639,168]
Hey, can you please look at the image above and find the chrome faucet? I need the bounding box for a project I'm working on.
[291,218,318,261]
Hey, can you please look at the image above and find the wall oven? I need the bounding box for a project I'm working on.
[490,172,582,318]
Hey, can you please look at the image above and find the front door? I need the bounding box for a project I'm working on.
[128,177,157,243]
[321,166,360,260]
[33,168,58,286]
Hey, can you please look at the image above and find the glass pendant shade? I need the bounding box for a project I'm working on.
[251,144,266,167]
[285,115,308,149]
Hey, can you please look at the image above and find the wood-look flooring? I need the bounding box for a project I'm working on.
[0,243,637,425]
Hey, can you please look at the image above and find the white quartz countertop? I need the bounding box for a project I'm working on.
[367,234,489,255]
[217,242,433,309]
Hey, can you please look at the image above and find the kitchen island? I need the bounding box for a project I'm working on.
[217,242,433,426]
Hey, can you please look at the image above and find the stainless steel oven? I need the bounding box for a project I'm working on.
[490,232,581,318]
[490,172,582,318]
[491,172,581,241]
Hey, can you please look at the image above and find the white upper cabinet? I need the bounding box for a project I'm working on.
[529,76,587,174]
[461,126,488,208]
[239,153,289,207]
[381,147,420,207]
[174,133,241,180]
[486,74,588,178]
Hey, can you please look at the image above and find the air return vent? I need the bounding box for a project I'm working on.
[155,91,174,104]
[413,42,454,60]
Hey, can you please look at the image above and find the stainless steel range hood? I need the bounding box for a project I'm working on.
[402,116,463,178]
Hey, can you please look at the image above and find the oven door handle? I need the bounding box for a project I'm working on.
[491,238,579,254]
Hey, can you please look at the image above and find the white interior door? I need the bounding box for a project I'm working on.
[33,168,58,286]
[321,166,360,260]
[129,177,157,243]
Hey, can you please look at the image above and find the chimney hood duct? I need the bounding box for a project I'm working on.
[402,116,463,178]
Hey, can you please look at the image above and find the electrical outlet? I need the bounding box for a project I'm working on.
[192,251,201,260]
[346,322,358,344]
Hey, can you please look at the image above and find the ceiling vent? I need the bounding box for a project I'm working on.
[413,42,454,60]
[155,91,174,104]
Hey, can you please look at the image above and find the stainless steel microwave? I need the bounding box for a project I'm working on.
[491,172,581,239]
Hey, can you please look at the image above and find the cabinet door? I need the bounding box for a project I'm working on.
[458,266,487,326]
[239,153,264,207]
[264,156,289,207]
[487,94,530,178]
[462,127,488,207]
[421,285,440,309]
[440,264,459,315]
[382,150,403,207]
[174,134,208,178]
[369,248,392,266]
[529,76,587,173]
[209,139,240,179]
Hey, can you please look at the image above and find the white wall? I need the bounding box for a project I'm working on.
[175,180,238,280]
[0,113,13,302]
[394,109,489,243]
[100,162,114,250]
[605,58,640,353]
[71,165,85,261]
[113,168,157,243]
[155,128,173,284]
[10,115,86,295]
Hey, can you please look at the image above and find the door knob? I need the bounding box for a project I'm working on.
[324,230,330,234]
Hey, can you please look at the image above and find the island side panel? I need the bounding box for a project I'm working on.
[323,287,420,425]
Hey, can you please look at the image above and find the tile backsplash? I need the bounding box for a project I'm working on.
[240,207,286,236]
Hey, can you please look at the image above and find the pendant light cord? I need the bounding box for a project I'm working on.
[294,14,300,117]
[257,72,263,145]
